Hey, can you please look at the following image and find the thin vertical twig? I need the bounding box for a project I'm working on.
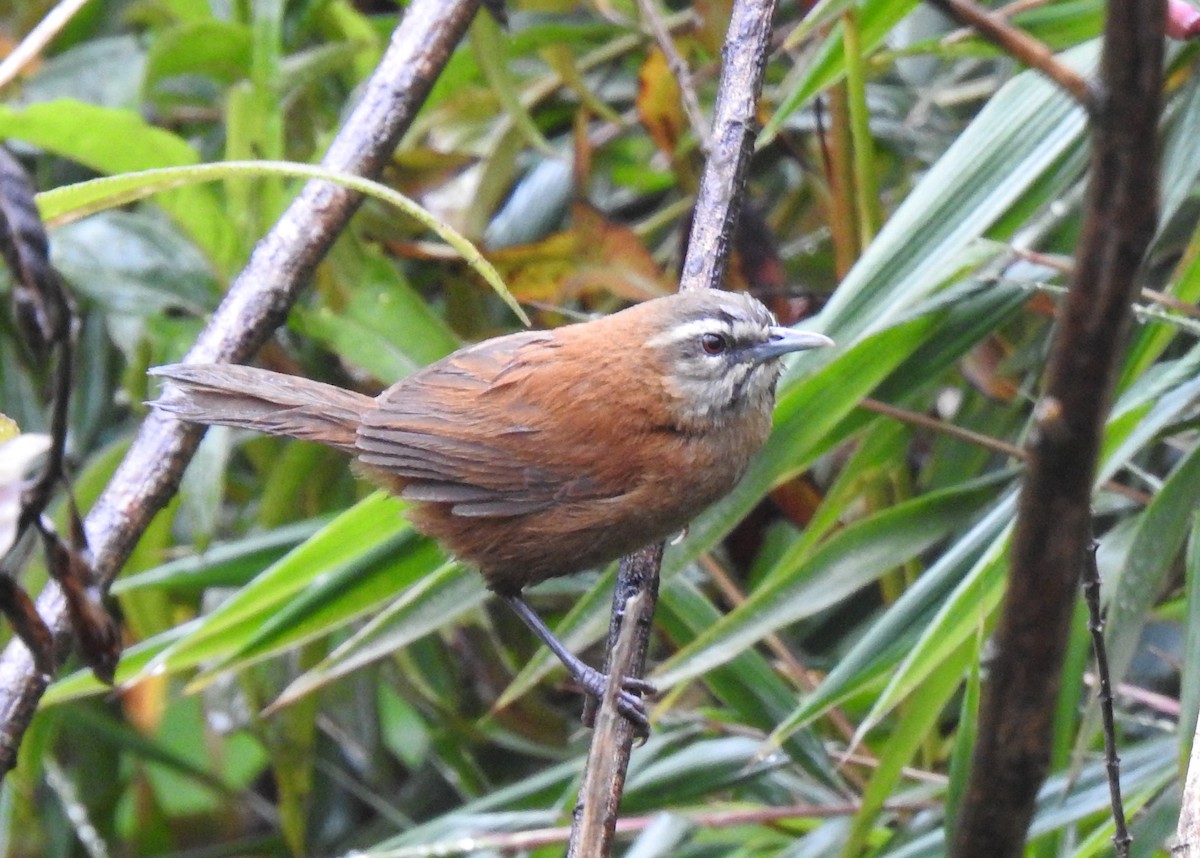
[635,0,711,150]
[1081,539,1131,856]
[571,591,648,854]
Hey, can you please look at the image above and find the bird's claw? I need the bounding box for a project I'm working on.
[575,665,656,736]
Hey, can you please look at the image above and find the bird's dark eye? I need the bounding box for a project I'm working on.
[700,332,729,355]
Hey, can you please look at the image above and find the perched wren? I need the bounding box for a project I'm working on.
[150,289,832,727]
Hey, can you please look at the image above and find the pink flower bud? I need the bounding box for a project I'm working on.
[1167,0,1200,39]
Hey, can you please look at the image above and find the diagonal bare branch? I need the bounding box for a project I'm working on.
[926,0,1094,107]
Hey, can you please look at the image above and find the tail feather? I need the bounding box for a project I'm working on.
[149,364,373,455]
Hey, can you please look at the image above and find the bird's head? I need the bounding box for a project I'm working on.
[637,290,833,428]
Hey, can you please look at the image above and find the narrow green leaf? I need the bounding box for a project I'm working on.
[35,160,528,324]
[189,535,448,688]
[1103,442,1200,699]
[767,492,1016,745]
[840,637,972,858]
[268,562,486,709]
[111,518,327,595]
[470,13,554,157]
[855,521,1009,740]
[653,473,1007,689]
[945,632,982,843]
[43,624,193,705]
[136,493,410,679]
[0,100,238,268]
[766,0,921,143]
[815,46,1092,340]
[1180,513,1200,753]
[655,576,838,786]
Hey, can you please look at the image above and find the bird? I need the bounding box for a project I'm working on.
[149,289,833,728]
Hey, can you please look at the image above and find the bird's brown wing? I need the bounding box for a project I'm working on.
[355,330,612,517]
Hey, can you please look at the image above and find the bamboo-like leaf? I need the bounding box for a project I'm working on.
[470,12,554,157]
[653,473,1007,689]
[1181,516,1200,749]
[766,0,921,142]
[185,536,452,691]
[1098,442,1200,709]
[133,493,410,681]
[35,160,528,324]
[267,562,486,709]
[840,637,974,858]
[768,492,1017,746]
[814,44,1094,340]
[112,518,327,594]
[855,519,1010,741]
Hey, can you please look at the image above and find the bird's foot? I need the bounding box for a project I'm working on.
[501,593,656,734]
[572,663,656,734]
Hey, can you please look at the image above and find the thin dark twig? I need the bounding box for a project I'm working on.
[859,397,1152,506]
[0,0,485,776]
[636,0,711,150]
[0,149,117,680]
[1081,538,1131,856]
[925,0,1094,107]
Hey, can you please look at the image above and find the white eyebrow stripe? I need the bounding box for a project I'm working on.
[645,318,732,348]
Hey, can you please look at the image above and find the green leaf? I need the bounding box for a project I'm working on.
[290,239,460,381]
[0,100,239,268]
[111,518,327,595]
[768,492,1017,745]
[653,473,1008,689]
[134,492,411,681]
[1181,514,1200,750]
[840,637,973,857]
[35,160,528,324]
[1102,442,1200,702]
[856,517,1009,739]
[470,12,554,157]
[815,44,1094,340]
[264,561,486,709]
[766,0,921,143]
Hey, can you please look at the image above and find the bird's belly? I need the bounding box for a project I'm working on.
[410,436,756,593]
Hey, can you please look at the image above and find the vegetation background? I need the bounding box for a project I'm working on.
[0,0,1196,854]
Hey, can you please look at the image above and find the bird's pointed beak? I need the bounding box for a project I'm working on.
[746,326,835,363]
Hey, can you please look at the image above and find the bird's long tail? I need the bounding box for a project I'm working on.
[149,364,373,455]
